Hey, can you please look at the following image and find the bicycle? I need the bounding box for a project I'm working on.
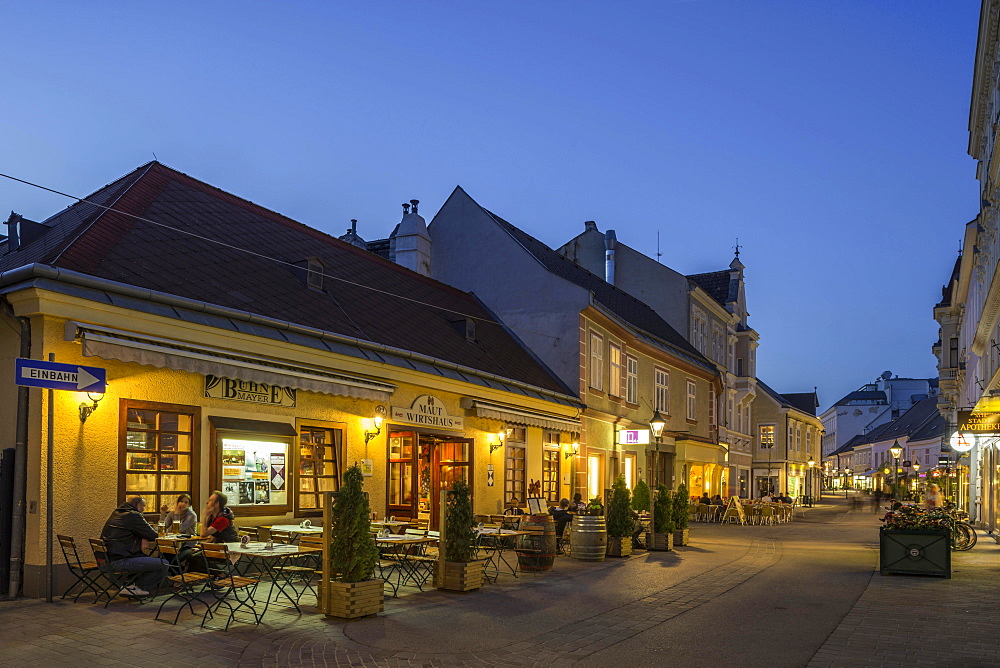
[942,507,977,551]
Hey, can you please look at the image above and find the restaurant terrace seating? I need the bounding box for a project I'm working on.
[154,540,213,625]
[56,535,102,603]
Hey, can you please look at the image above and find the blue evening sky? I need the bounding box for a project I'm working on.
[0,1,981,410]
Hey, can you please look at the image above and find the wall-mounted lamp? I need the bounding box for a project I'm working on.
[564,441,580,459]
[364,405,387,445]
[79,392,104,423]
[490,430,505,455]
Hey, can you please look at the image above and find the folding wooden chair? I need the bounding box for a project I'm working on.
[56,535,103,602]
[154,541,213,625]
[200,544,261,631]
[88,537,152,607]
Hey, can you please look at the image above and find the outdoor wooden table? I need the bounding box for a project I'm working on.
[371,520,411,534]
[476,528,530,581]
[268,524,324,541]
[374,535,436,597]
[222,541,321,615]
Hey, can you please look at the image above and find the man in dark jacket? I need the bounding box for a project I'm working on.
[100,496,168,597]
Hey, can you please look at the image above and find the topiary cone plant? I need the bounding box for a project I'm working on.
[672,482,691,546]
[606,475,633,557]
[438,479,484,592]
[631,479,651,513]
[324,464,382,618]
[650,484,675,551]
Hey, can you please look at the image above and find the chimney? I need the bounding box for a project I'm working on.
[337,219,368,249]
[604,230,617,285]
[584,220,598,232]
[389,198,432,277]
[3,212,48,253]
[4,212,21,252]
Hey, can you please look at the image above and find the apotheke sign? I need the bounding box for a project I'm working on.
[205,375,297,407]
[391,395,464,430]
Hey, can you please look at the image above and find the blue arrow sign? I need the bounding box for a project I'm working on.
[15,358,107,392]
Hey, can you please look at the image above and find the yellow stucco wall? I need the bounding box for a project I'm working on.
[6,287,580,594]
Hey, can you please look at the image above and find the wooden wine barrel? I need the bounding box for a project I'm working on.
[570,515,607,562]
[516,514,557,572]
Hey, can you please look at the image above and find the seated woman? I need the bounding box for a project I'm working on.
[158,494,199,564]
[550,499,572,553]
[710,494,724,506]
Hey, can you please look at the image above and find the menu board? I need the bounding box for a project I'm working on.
[221,438,288,507]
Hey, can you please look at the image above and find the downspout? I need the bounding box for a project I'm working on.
[2,298,29,599]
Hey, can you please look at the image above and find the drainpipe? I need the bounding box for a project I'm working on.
[604,230,617,285]
[1,298,29,599]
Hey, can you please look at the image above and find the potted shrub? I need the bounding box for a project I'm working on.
[437,480,485,592]
[606,476,633,557]
[632,479,651,514]
[672,483,690,546]
[324,464,383,619]
[649,484,675,551]
[879,506,951,578]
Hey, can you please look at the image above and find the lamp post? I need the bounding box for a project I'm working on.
[648,410,666,488]
[889,440,903,501]
[807,458,815,507]
[844,468,852,499]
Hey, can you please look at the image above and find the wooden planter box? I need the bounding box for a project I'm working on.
[436,560,485,592]
[323,578,384,619]
[879,528,951,578]
[606,536,632,558]
[673,528,690,546]
[648,532,674,551]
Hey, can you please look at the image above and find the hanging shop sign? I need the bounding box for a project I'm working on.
[391,394,464,430]
[205,375,296,407]
[957,409,1000,435]
[617,429,651,445]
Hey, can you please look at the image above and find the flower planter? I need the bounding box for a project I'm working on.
[323,578,384,619]
[673,529,690,547]
[606,536,632,558]
[648,532,674,551]
[436,560,485,592]
[879,528,951,578]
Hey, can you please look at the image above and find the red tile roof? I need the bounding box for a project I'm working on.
[1,162,574,397]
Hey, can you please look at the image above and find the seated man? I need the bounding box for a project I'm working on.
[630,509,645,549]
[101,496,168,597]
[550,499,572,553]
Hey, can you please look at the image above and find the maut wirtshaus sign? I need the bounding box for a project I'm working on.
[957,410,1000,435]
[391,395,464,430]
[205,375,296,407]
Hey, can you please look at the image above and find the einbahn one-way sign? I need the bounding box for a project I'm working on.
[15,358,106,393]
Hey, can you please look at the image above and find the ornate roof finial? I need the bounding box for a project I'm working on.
[734,237,741,259]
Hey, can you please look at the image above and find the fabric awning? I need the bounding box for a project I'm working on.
[68,322,396,401]
[460,398,580,433]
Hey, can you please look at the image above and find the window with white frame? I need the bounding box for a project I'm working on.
[655,368,669,413]
[712,324,724,364]
[709,388,716,430]
[609,343,622,397]
[590,333,604,391]
[787,424,794,451]
[727,395,734,428]
[743,404,750,435]
[626,355,638,404]
[795,425,802,452]
[686,380,697,421]
[759,424,775,449]
[691,308,708,353]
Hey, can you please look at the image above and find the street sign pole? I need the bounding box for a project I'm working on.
[14,357,106,603]
[46,353,54,604]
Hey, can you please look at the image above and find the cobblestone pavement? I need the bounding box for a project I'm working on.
[807,510,1000,668]
[3,497,997,668]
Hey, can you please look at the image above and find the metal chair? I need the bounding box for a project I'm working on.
[56,535,103,602]
[200,544,261,631]
[154,541,213,625]
[88,537,152,607]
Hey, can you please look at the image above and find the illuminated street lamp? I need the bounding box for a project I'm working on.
[889,441,903,499]
[844,468,852,499]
